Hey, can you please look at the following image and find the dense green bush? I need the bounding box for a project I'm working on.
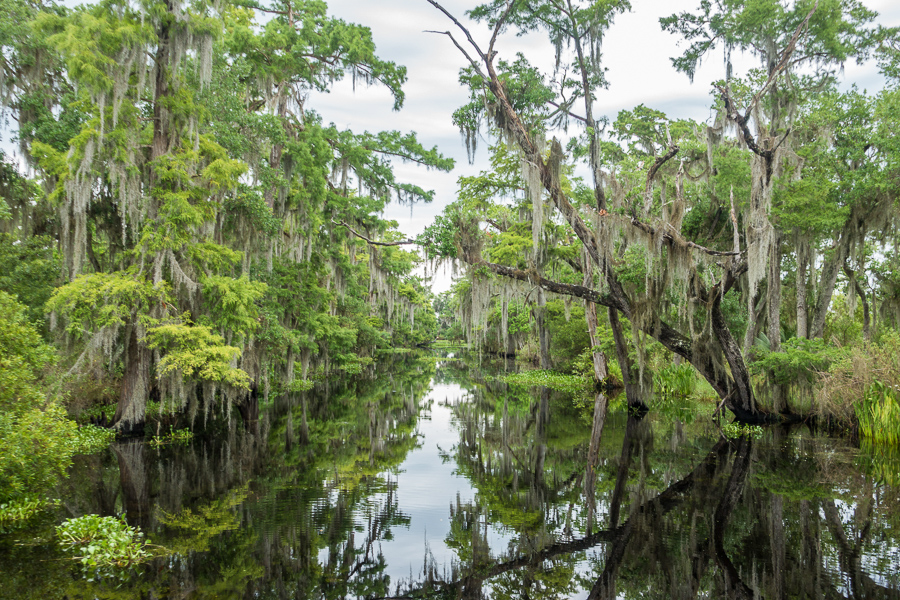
[0,293,112,508]
[750,337,845,386]
[0,292,81,503]
[545,300,592,373]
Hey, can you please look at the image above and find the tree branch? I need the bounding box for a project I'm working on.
[424,30,487,78]
[334,220,414,246]
[643,143,680,213]
[547,100,588,124]
[609,211,743,258]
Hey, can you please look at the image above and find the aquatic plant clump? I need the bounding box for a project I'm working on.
[56,515,151,578]
[69,425,117,455]
[722,422,764,440]
[0,497,59,533]
[149,428,194,447]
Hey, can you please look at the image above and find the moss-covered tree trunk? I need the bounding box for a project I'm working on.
[114,325,149,435]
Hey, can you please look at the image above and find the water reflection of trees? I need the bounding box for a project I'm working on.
[2,354,436,599]
[5,354,900,599]
[403,359,900,600]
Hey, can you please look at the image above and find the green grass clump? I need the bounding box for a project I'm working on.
[856,380,900,445]
[655,363,697,399]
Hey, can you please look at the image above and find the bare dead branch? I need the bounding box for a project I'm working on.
[424,30,486,78]
[424,1,489,65]
[488,1,516,57]
[750,0,819,108]
[547,100,588,124]
[334,220,415,246]
[643,143,680,213]
[646,144,680,189]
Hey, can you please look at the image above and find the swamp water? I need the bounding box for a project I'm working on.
[3,352,900,599]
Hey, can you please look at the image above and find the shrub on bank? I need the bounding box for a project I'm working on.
[817,331,900,425]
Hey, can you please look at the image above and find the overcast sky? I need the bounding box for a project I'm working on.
[306,0,900,291]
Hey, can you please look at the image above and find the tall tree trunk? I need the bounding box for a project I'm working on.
[844,263,872,342]
[114,0,174,434]
[583,390,610,535]
[712,437,754,600]
[584,259,609,382]
[796,237,809,339]
[609,308,645,411]
[712,288,757,416]
[536,288,551,370]
[767,233,785,412]
[811,235,850,339]
[114,324,149,435]
[150,1,173,171]
[113,440,151,528]
[742,290,767,356]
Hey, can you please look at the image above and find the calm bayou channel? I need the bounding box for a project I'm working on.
[5,351,900,598]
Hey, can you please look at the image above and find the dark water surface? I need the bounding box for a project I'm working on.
[4,352,900,599]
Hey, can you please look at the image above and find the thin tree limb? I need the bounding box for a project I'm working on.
[334,220,415,246]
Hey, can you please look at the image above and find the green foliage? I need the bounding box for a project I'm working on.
[287,378,315,392]
[0,497,58,533]
[453,54,555,148]
[721,422,764,440]
[501,370,592,398]
[56,515,152,578]
[655,363,697,398]
[46,272,168,337]
[858,437,900,487]
[200,275,267,338]
[417,213,459,259]
[661,0,881,83]
[158,484,248,555]
[616,245,649,294]
[3,0,450,434]
[0,234,60,331]
[824,294,865,346]
[0,292,89,503]
[144,320,250,389]
[545,301,592,373]
[0,403,81,503]
[0,292,55,411]
[750,337,845,385]
[70,425,116,454]
[856,380,900,445]
[148,428,194,447]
